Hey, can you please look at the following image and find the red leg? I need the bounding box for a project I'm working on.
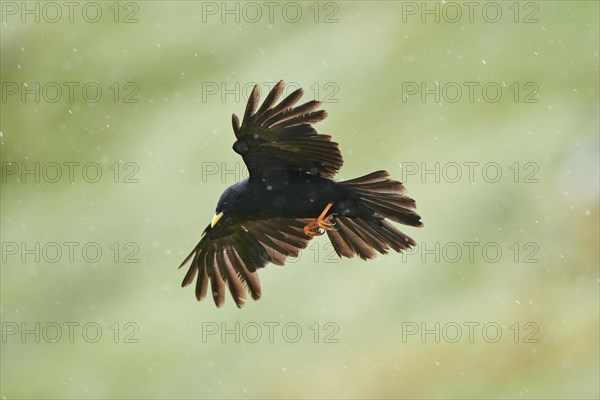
[304,203,335,237]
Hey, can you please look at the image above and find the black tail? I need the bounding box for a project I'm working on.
[327,171,422,260]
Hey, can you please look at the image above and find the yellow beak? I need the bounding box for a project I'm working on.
[210,212,224,228]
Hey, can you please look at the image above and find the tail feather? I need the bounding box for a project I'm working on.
[326,217,416,260]
[327,170,421,259]
[339,170,422,227]
[333,218,378,259]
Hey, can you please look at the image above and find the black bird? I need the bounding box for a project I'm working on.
[180,80,422,307]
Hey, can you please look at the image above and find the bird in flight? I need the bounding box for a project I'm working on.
[180,80,422,307]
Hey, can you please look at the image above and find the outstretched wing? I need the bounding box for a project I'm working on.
[231,80,343,179]
[179,217,312,308]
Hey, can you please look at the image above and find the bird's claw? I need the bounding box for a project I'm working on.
[304,214,335,237]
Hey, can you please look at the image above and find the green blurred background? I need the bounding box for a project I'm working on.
[1,1,598,398]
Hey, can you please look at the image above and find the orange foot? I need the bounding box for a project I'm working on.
[304,202,336,237]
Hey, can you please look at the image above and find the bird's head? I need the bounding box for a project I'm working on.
[210,182,247,228]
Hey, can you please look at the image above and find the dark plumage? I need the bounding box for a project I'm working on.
[180,80,422,307]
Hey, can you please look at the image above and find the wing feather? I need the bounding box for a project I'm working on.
[219,249,247,308]
[255,88,304,126]
[180,217,312,307]
[231,80,343,179]
[241,84,260,127]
